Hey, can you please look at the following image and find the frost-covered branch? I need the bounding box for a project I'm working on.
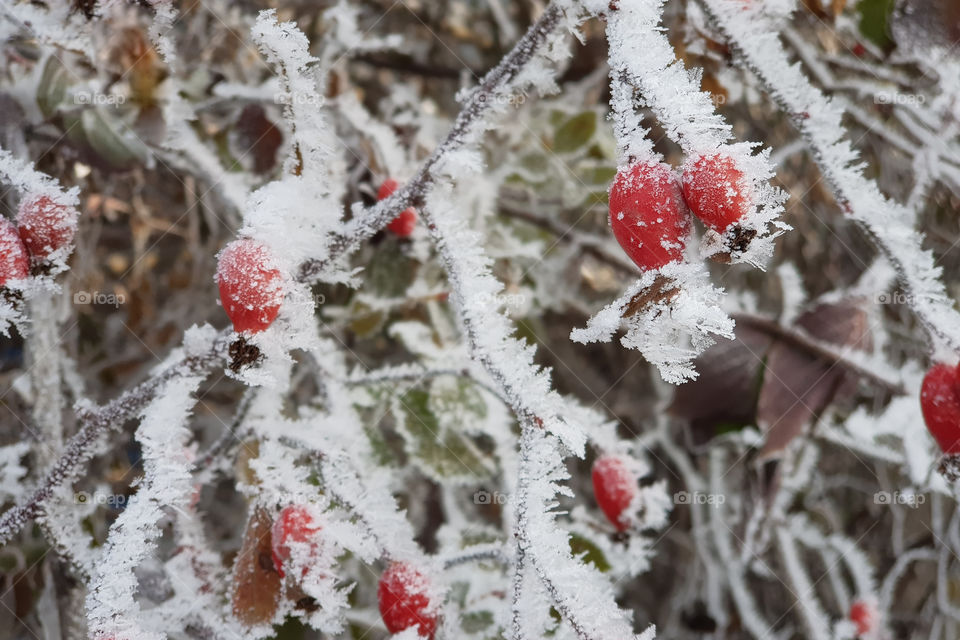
[298,1,569,282]
[0,330,228,546]
[700,0,960,356]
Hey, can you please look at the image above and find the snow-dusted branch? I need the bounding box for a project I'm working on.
[298,1,569,282]
[700,0,960,356]
[86,372,206,639]
[0,329,228,546]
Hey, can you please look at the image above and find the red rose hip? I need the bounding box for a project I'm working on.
[217,238,283,334]
[378,179,417,238]
[591,455,637,531]
[0,219,29,287]
[920,363,960,454]
[609,161,690,271]
[271,505,321,579]
[849,598,878,636]
[16,194,79,261]
[681,153,752,232]
[378,561,438,638]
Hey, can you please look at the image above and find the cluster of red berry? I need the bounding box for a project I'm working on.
[591,454,640,532]
[377,178,418,238]
[271,505,438,638]
[921,362,960,457]
[609,153,752,271]
[216,177,415,336]
[0,194,78,287]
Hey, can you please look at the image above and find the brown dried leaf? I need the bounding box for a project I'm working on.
[757,302,871,459]
[236,105,283,175]
[668,323,774,444]
[230,505,281,627]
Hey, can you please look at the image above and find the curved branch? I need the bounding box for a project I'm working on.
[297,2,566,282]
[0,337,228,547]
[699,0,960,354]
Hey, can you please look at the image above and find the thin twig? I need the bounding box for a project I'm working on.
[731,313,907,396]
[0,337,228,546]
[298,2,565,282]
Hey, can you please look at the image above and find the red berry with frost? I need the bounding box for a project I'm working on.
[271,505,321,579]
[609,161,690,271]
[0,219,29,287]
[378,179,418,237]
[378,561,438,638]
[849,598,878,636]
[216,238,283,334]
[16,194,79,261]
[920,363,960,454]
[681,153,753,232]
[592,455,637,532]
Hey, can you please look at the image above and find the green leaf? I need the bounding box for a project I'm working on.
[461,611,495,633]
[81,108,151,168]
[347,301,384,338]
[36,56,69,118]
[553,111,597,154]
[398,389,488,479]
[569,534,611,572]
[856,0,895,49]
[579,165,617,186]
[366,241,415,297]
[429,376,487,421]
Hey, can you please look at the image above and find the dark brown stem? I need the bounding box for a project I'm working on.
[0,1,568,547]
[732,313,906,396]
[0,335,229,546]
[297,2,565,282]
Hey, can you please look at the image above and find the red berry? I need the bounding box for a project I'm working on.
[16,194,79,261]
[849,598,878,636]
[0,219,29,287]
[271,505,321,579]
[681,153,752,232]
[609,161,690,271]
[377,561,438,638]
[921,363,960,454]
[216,238,283,334]
[591,455,637,532]
[378,179,418,238]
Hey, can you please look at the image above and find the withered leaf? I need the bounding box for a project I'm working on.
[230,505,281,627]
[236,105,282,174]
[756,302,871,459]
[668,323,774,445]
